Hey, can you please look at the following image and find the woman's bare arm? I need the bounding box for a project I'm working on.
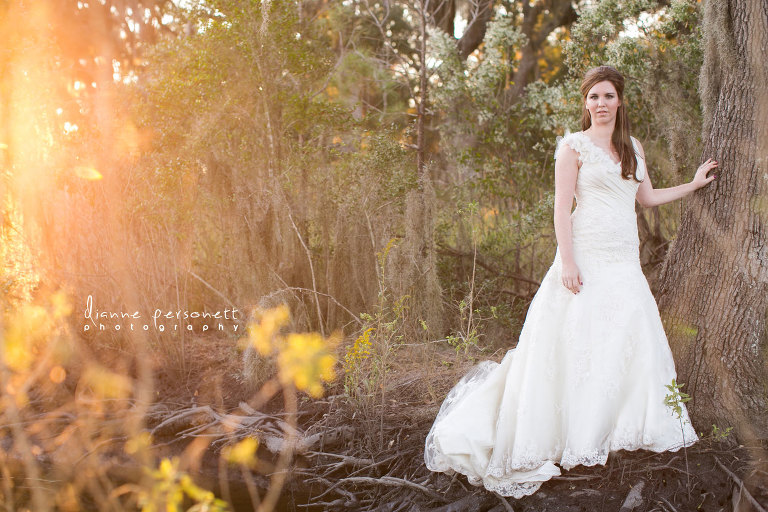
[554,143,579,265]
[554,143,582,293]
[634,139,717,208]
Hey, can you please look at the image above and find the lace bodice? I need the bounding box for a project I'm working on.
[554,131,646,266]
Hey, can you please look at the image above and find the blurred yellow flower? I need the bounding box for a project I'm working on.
[245,305,339,398]
[223,437,259,468]
[138,456,228,512]
[80,365,133,399]
[3,303,49,372]
[278,332,339,398]
[180,475,216,503]
[125,432,153,455]
[247,304,290,356]
[50,290,73,319]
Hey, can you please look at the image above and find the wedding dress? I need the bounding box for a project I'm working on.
[424,131,698,498]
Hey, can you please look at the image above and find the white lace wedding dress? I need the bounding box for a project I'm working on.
[424,131,698,498]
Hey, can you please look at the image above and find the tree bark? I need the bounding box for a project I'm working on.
[428,0,455,37]
[457,0,494,59]
[503,0,577,105]
[657,0,768,440]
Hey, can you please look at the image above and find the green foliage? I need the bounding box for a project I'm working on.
[664,378,691,419]
[430,2,705,349]
[319,127,418,211]
[430,15,553,210]
[664,378,693,487]
[342,238,416,448]
[710,424,733,442]
[124,0,706,352]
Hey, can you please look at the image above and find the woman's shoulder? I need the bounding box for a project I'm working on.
[554,130,587,160]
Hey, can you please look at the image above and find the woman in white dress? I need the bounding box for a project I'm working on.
[424,66,718,498]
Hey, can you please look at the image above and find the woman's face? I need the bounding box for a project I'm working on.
[585,80,621,127]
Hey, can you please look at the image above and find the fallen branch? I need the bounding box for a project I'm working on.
[552,474,600,481]
[659,496,679,512]
[305,451,374,467]
[714,456,767,512]
[339,476,448,502]
[150,406,218,435]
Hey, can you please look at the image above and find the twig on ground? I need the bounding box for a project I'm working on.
[494,492,515,512]
[714,456,767,512]
[339,475,448,502]
[296,498,347,509]
[342,453,399,479]
[659,496,679,512]
[552,474,600,481]
[305,451,374,466]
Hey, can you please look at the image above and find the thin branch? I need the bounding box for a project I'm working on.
[288,212,326,336]
[714,456,767,512]
[338,476,448,502]
[261,286,363,326]
[437,244,541,286]
[187,269,238,315]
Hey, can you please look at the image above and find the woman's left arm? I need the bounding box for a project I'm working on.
[635,139,718,208]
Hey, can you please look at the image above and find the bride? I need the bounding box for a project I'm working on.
[424,65,718,498]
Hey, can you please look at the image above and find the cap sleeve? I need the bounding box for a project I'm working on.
[555,131,586,162]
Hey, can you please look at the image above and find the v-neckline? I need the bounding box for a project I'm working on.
[580,132,621,167]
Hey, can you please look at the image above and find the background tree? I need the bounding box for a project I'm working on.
[658,0,768,442]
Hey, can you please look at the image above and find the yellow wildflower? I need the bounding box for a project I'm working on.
[278,331,339,398]
[223,437,259,468]
[344,327,374,374]
[247,304,290,356]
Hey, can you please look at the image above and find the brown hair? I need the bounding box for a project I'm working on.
[580,66,638,181]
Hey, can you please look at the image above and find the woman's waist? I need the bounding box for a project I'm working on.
[571,212,637,239]
[573,239,639,260]
[556,235,640,265]
[554,242,640,269]
[572,202,636,219]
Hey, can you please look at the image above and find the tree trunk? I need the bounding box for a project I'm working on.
[457,0,494,59]
[428,0,455,38]
[657,0,768,441]
[502,0,577,105]
[384,0,443,340]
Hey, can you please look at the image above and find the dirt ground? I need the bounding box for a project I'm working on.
[144,338,768,512]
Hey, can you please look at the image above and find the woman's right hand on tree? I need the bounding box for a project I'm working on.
[562,261,583,294]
